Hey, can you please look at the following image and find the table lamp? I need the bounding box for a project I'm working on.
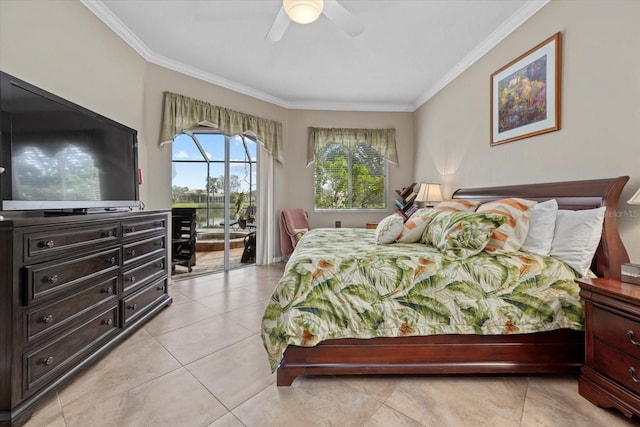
[416,183,443,208]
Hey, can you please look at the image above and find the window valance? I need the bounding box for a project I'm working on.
[159,92,284,164]
[307,127,398,166]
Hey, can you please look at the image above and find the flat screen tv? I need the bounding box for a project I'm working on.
[0,71,140,213]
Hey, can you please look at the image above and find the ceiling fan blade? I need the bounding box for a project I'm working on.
[266,5,290,42]
[322,0,364,37]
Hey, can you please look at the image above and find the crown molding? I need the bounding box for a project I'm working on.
[411,0,550,111]
[82,0,549,113]
[81,0,153,59]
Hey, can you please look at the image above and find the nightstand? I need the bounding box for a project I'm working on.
[577,277,640,419]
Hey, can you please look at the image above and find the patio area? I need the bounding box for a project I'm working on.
[171,242,253,281]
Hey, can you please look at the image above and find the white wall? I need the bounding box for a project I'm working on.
[413,0,640,261]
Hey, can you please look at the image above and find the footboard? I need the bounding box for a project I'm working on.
[277,330,584,386]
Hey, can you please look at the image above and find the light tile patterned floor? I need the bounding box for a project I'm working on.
[25,264,636,426]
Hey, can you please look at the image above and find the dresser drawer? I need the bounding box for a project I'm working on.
[123,235,165,265]
[121,278,168,327]
[24,275,118,343]
[122,216,166,240]
[25,224,118,262]
[25,248,120,305]
[122,255,166,296]
[592,307,640,358]
[24,305,118,394]
[593,340,640,396]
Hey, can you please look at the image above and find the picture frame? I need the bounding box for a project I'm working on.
[490,32,561,146]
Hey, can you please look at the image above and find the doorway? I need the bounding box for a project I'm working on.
[170,131,257,278]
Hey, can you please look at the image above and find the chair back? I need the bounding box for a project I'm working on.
[280,209,310,256]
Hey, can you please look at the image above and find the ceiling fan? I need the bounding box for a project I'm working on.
[266,0,364,42]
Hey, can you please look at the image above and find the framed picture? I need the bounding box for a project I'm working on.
[490,32,561,146]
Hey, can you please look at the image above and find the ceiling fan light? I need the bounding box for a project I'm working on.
[283,0,324,24]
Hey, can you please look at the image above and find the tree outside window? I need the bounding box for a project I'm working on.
[314,142,386,210]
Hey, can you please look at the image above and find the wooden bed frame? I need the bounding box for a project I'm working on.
[277,176,630,386]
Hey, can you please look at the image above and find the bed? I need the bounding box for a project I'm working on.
[263,176,630,386]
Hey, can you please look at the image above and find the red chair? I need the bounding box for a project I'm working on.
[280,209,310,256]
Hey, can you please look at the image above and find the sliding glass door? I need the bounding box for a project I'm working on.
[171,131,257,277]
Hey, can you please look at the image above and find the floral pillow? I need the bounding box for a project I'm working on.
[435,199,480,212]
[422,210,508,259]
[375,214,404,244]
[396,208,437,243]
[476,198,537,253]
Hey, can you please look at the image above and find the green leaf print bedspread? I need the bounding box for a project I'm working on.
[261,228,583,372]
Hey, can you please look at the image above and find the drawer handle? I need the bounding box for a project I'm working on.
[126,276,135,282]
[40,240,55,248]
[128,303,137,311]
[102,230,114,238]
[41,314,54,324]
[154,241,163,247]
[628,330,640,346]
[46,275,59,284]
[106,256,117,265]
[127,249,136,256]
[630,367,640,383]
[42,357,54,366]
[155,262,165,269]
[101,287,113,294]
[154,221,164,227]
[125,226,135,233]
[157,285,165,292]
[102,318,113,326]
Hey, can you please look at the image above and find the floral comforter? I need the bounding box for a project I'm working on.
[261,228,583,372]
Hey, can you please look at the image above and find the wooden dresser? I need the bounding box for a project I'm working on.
[577,277,640,419]
[0,210,173,426]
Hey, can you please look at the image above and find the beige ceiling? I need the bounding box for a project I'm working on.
[82,0,548,112]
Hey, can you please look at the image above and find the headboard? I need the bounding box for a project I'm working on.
[452,176,630,279]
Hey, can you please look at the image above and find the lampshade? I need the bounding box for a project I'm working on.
[628,187,640,205]
[283,0,324,24]
[416,183,443,206]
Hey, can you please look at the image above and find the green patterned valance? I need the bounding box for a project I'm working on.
[307,127,398,166]
[159,92,284,164]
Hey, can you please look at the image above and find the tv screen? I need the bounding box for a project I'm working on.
[0,71,140,212]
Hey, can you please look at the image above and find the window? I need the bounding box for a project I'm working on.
[171,132,257,228]
[314,142,386,210]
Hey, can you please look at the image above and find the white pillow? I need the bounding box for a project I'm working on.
[550,207,606,276]
[521,199,558,255]
[375,214,404,244]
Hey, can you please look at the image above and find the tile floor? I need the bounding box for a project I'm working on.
[25,264,636,427]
